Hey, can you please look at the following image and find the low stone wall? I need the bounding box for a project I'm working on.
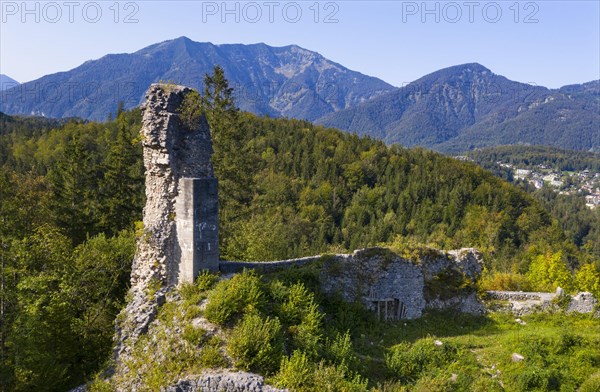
[219,256,322,274]
[486,290,598,316]
[486,291,552,301]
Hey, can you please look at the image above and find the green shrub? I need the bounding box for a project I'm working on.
[385,338,459,383]
[479,271,531,291]
[372,380,409,392]
[274,351,315,390]
[327,331,356,369]
[425,269,474,301]
[195,270,219,292]
[88,375,114,392]
[179,271,217,306]
[553,331,583,354]
[182,325,207,346]
[198,336,227,369]
[514,366,561,391]
[290,303,323,357]
[580,371,600,392]
[204,270,265,325]
[274,351,369,392]
[273,282,324,357]
[227,313,283,374]
[312,361,369,392]
[279,282,318,325]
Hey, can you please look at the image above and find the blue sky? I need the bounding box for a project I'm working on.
[1,1,599,88]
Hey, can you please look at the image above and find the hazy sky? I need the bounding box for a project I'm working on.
[1,1,599,88]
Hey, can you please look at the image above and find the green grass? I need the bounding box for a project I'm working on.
[358,311,600,391]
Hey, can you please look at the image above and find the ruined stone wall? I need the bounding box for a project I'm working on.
[319,247,485,319]
[219,256,323,274]
[487,290,599,316]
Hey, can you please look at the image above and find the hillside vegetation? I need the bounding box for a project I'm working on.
[0,72,598,391]
[95,268,600,392]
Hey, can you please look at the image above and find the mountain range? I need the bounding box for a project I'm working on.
[0,37,392,122]
[1,37,598,152]
[317,64,600,152]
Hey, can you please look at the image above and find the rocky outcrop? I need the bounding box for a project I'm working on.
[114,83,214,368]
[165,372,287,392]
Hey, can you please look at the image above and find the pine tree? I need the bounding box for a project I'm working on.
[100,111,144,235]
[48,135,99,244]
[196,66,258,258]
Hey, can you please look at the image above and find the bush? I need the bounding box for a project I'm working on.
[272,281,324,357]
[197,336,227,369]
[327,331,356,369]
[385,338,459,383]
[412,374,455,392]
[179,271,218,304]
[312,362,368,392]
[526,251,574,292]
[182,325,207,346]
[274,351,315,390]
[580,371,600,392]
[274,351,369,392]
[514,366,561,391]
[227,313,283,374]
[479,271,531,291]
[204,270,264,325]
[196,270,220,292]
[575,263,600,298]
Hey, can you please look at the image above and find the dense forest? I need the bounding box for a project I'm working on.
[0,71,599,390]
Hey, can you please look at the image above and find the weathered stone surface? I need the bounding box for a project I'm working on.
[427,292,486,315]
[567,292,598,314]
[114,83,215,374]
[320,247,485,319]
[133,83,214,289]
[164,372,286,392]
[447,248,484,281]
[487,290,599,316]
[176,178,219,282]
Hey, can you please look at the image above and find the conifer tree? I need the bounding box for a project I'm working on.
[100,111,144,235]
[48,135,99,244]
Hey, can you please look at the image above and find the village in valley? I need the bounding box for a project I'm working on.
[502,162,600,209]
[455,153,600,209]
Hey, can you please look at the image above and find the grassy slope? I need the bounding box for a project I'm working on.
[96,266,600,392]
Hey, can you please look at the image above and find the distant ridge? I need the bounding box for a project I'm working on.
[316,64,600,153]
[0,74,19,91]
[0,37,393,121]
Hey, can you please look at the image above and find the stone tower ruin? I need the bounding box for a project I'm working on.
[132,83,219,290]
